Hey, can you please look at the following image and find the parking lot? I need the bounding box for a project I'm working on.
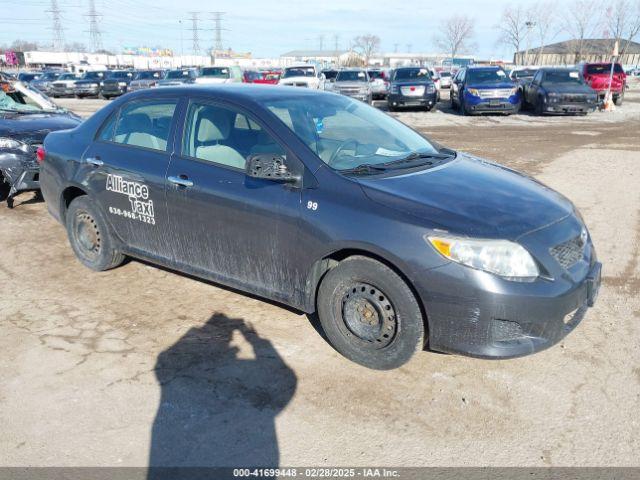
[1,85,639,468]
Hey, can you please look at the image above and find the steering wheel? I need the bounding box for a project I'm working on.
[328,138,359,167]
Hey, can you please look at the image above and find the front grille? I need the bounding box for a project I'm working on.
[550,235,585,269]
[561,94,587,103]
[478,89,513,99]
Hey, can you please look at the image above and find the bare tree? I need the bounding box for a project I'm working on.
[606,0,640,56]
[65,42,87,53]
[496,4,531,63]
[562,0,603,62]
[10,40,40,52]
[352,35,381,66]
[434,15,475,65]
[529,1,560,64]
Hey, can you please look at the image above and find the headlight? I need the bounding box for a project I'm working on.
[426,235,539,279]
[427,84,436,94]
[118,82,127,87]
[547,93,559,103]
[467,88,480,97]
[0,137,29,152]
[390,84,399,94]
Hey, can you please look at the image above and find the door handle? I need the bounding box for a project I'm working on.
[85,157,103,167]
[168,175,194,188]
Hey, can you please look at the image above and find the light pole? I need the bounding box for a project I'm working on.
[179,20,184,58]
[524,21,536,66]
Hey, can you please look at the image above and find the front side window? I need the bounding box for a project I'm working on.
[260,94,438,170]
[113,100,177,152]
[184,102,285,170]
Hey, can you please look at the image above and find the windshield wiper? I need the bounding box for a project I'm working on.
[381,151,455,169]
[340,163,389,175]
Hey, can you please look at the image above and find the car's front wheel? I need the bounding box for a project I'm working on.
[317,256,425,370]
[614,91,624,106]
[66,196,125,271]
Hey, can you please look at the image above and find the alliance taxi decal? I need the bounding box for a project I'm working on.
[106,174,155,225]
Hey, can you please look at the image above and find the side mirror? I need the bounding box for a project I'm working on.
[246,154,299,183]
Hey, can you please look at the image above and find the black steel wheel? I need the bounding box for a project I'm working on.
[317,256,425,369]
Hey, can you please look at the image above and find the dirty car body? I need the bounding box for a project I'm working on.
[0,82,81,206]
[40,85,601,368]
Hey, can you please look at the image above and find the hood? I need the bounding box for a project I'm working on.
[0,113,81,139]
[467,81,515,89]
[75,79,101,85]
[280,76,318,84]
[335,81,369,88]
[544,83,594,94]
[357,154,573,239]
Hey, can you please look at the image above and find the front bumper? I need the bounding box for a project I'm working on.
[51,86,75,97]
[101,85,127,96]
[388,92,437,108]
[74,85,100,96]
[465,95,520,113]
[543,102,597,114]
[413,215,601,358]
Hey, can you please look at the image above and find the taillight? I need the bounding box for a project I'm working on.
[36,146,45,164]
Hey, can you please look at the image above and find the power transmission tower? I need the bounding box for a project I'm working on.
[333,34,339,52]
[211,11,226,52]
[47,0,66,51]
[406,43,412,53]
[393,43,399,53]
[86,0,103,52]
[188,12,201,55]
[318,34,324,51]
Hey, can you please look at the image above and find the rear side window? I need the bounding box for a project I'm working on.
[113,101,177,152]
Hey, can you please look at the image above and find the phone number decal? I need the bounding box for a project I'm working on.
[108,206,156,225]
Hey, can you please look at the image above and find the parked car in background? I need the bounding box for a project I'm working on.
[0,80,81,208]
[523,68,598,115]
[367,69,389,100]
[17,72,41,84]
[509,67,538,95]
[438,70,453,89]
[0,72,17,81]
[242,70,262,83]
[252,70,281,85]
[333,69,372,104]
[40,84,601,369]
[73,70,109,98]
[279,64,320,88]
[101,70,136,99]
[129,70,165,92]
[580,62,626,105]
[159,68,198,86]
[451,66,520,115]
[50,72,81,97]
[30,71,62,95]
[319,69,339,91]
[387,67,437,111]
[197,66,243,84]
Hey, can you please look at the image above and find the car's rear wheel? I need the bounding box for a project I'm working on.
[317,256,425,370]
[66,196,125,271]
[534,96,544,115]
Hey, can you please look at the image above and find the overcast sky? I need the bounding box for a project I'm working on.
[5,0,579,59]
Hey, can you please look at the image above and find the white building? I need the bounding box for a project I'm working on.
[280,50,364,68]
[22,51,212,70]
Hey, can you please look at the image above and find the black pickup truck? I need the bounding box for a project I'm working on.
[523,68,598,115]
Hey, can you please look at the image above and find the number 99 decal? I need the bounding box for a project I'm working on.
[307,201,318,211]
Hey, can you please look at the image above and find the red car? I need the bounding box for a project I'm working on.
[581,62,627,105]
[248,70,281,85]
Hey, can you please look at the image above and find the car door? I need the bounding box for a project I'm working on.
[81,97,179,256]
[452,68,465,103]
[527,70,543,105]
[164,98,304,303]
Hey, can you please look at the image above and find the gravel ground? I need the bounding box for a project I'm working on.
[1,85,639,468]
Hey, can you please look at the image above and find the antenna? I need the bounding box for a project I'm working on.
[188,12,201,55]
[47,0,65,51]
[86,0,103,52]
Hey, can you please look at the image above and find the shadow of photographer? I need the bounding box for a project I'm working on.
[148,313,297,476]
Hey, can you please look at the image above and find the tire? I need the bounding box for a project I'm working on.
[0,175,9,202]
[534,96,544,115]
[460,97,469,116]
[614,92,624,106]
[450,92,456,109]
[317,256,425,370]
[65,196,125,271]
[387,103,396,112]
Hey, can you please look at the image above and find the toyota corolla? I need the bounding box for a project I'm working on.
[39,85,601,369]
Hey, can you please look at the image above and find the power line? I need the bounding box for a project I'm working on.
[188,12,201,55]
[46,0,66,51]
[211,11,226,52]
[85,0,103,52]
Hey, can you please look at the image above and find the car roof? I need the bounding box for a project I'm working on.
[467,66,502,70]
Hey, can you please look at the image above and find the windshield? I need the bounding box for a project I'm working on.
[39,73,60,81]
[512,69,536,79]
[282,67,315,78]
[58,73,77,80]
[394,68,430,81]
[136,71,163,80]
[544,70,584,84]
[0,88,56,113]
[166,70,190,79]
[466,69,508,84]
[586,63,624,74]
[109,72,133,79]
[336,71,368,82]
[439,71,451,78]
[367,70,384,80]
[201,67,230,78]
[260,94,440,171]
[82,71,106,80]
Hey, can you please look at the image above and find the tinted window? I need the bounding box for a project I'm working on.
[113,101,177,151]
[201,67,230,78]
[167,70,191,79]
[394,68,430,81]
[336,71,368,82]
[184,103,285,170]
[368,70,384,79]
[283,67,315,78]
[466,69,508,84]
[83,71,107,80]
[322,70,338,80]
[586,64,624,74]
[544,70,583,84]
[97,112,118,141]
[136,71,163,80]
